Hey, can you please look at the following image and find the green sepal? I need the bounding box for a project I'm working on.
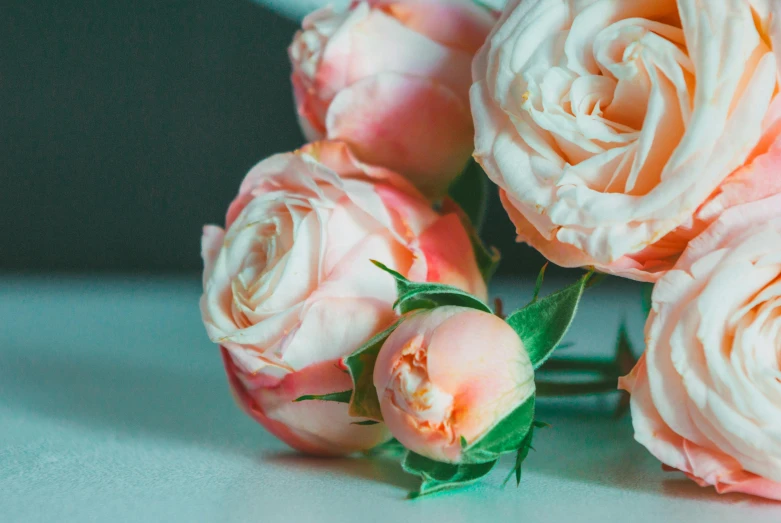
[351,420,380,426]
[342,320,402,421]
[371,260,492,314]
[448,159,488,230]
[459,394,535,464]
[506,270,593,370]
[503,420,546,487]
[402,451,497,499]
[293,390,351,404]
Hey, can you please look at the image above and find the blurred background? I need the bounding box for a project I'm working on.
[3,0,546,276]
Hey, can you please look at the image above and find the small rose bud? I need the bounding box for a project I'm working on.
[373,306,535,463]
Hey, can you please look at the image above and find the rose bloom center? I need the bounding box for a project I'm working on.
[388,335,457,443]
[228,208,294,330]
[511,10,694,196]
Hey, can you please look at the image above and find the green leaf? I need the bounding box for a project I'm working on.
[402,451,497,499]
[506,271,592,370]
[293,390,352,404]
[371,260,492,314]
[448,159,488,230]
[460,394,535,464]
[343,320,401,421]
[531,263,548,304]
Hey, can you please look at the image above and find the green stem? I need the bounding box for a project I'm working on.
[541,358,618,376]
[536,380,619,396]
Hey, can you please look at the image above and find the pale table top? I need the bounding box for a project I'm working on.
[1,275,779,522]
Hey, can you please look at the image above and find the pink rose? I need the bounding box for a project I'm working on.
[289,0,495,197]
[200,141,486,456]
[472,0,781,282]
[373,306,534,463]
[620,193,781,500]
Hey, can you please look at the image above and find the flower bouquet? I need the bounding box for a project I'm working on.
[200,0,781,500]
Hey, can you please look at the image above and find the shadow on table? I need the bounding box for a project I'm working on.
[529,404,775,506]
[263,452,419,494]
[0,347,262,456]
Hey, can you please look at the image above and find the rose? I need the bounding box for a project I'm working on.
[289,0,495,197]
[200,141,487,456]
[620,193,781,500]
[472,0,780,282]
[593,113,781,280]
[373,306,535,463]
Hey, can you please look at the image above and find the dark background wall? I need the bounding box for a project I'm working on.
[3,0,546,275]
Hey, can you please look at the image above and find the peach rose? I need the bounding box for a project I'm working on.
[472,0,781,281]
[620,193,781,500]
[289,0,495,197]
[200,141,486,456]
[373,306,534,463]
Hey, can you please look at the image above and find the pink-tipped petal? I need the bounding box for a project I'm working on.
[326,73,473,198]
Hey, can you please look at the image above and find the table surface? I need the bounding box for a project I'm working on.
[1,274,779,522]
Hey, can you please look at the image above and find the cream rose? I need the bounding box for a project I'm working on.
[200,141,486,456]
[472,0,781,281]
[620,193,781,500]
[289,0,495,197]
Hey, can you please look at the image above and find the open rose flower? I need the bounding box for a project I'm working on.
[289,0,495,197]
[373,306,534,463]
[472,0,781,281]
[200,141,486,456]
[620,193,781,500]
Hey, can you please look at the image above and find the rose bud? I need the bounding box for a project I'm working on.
[373,306,535,463]
[472,0,780,282]
[200,141,486,456]
[289,0,495,197]
[620,193,781,500]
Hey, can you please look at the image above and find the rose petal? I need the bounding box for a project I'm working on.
[327,73,473,197]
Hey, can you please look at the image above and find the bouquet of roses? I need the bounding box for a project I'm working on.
[200,0,781,500]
